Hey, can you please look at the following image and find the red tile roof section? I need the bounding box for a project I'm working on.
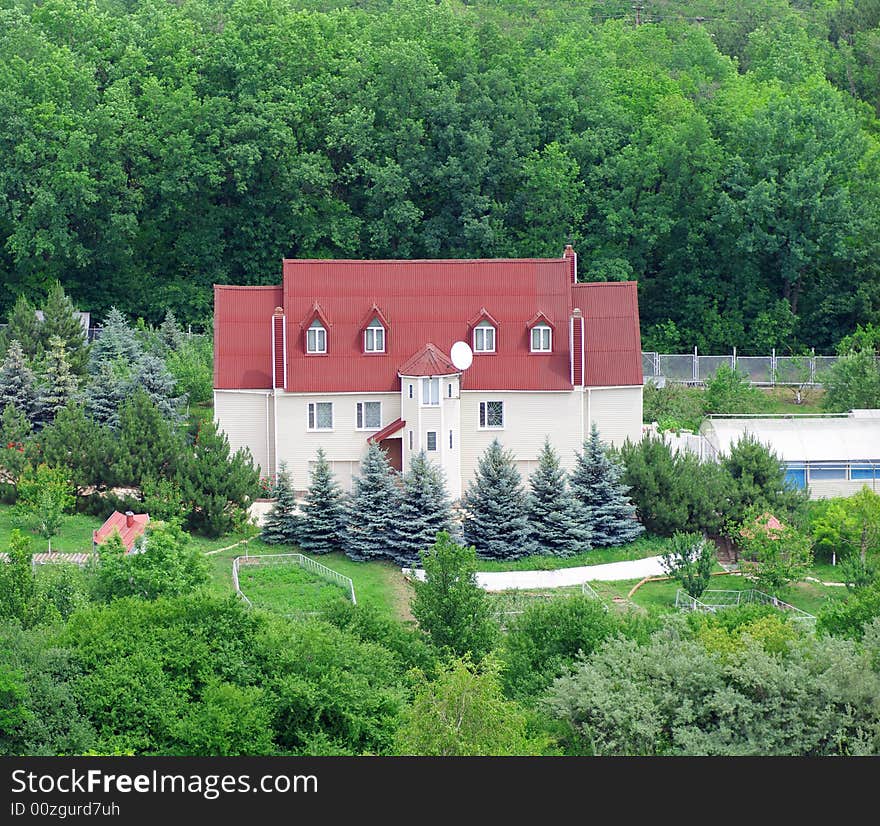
[282,258,574,392]
[214,285,282,389]
[368,418,406,443]
[398,343,459,377]
[93,511,150,553]
[572,281,643,387]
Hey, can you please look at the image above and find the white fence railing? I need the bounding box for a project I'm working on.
[643,349,843,387]
[675,588,815,624]
[233,553,357,608]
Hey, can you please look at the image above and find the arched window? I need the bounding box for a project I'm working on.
[530,323,552,352]
[473,320,496,353]
[307,319,326,353]
[364,318,385,353]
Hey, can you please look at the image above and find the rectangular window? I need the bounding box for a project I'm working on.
[409,430,413,450]
[449,430,453,449]
[409,384,413,399]
[308,402,333,430]
[306,324,326,354]
[427,431,437,451]
[784,463,806,489]
[364,326,385,353]
[474,325,495,353]
[356,401,381,430]
[448,383,453,398]
[851,463,878,480]
[421,377,439,406]
[479,401,504,429]
[530,326,552,352]
[809,464,846,481]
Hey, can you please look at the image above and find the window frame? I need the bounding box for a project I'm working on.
[421,377,440,407]
[426,431,437,452]
[530,324,552,353]
[473,321,496,354]
[363,319,386,354]
[306,320,327,354]
[478,400,504,430]
[307,401,334,431]
[356,401,382,431]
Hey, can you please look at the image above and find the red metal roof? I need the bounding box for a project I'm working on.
[368,418,406,443]
[282,258,574,392]
[93,511,150,553]
[572,282,643,387]
[214,285,283,389]
[398,343,459,377]
[213,256,643,392]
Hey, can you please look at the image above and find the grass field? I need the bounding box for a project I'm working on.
[0,504,103,554]
[237,561,351,614]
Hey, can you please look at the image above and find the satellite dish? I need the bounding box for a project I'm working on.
[450,341,473,371]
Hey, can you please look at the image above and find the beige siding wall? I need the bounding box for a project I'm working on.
[587,386,643,446]
[808,478,880,499]
[275,393,401,491]
[214,390,272,475]
[460,391,584,484]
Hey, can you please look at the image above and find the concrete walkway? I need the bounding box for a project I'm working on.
[404,555,668,591]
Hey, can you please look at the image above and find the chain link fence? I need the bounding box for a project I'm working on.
[643,349,841,386]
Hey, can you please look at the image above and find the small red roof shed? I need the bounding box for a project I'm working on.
[93,511,150,553]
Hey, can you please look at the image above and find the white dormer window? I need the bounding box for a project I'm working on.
[307,319,326,353]
[473,320,496,353]
[364,318,385,353]
[531,324,552,352]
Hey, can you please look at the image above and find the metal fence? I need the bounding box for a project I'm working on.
[643,349,842,386]
[233,552,357,608]
[675,588,815,625]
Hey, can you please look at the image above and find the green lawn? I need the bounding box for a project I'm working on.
[205,539,409,620]
[0,504,103,554]
[237,562,351,614]
[474,536,671,572]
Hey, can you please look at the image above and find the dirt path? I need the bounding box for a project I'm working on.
[384,566,416,622]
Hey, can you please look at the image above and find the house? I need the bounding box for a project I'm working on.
[700,411,880,498]
[93,510,150,553]
[213,246,643,498]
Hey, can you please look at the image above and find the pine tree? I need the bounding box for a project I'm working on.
[527,438,591,557]
[3,295,41,361]
[82,361,131,427]
[261,463,300,545]
[0,341,41,425]
[159,309,185,353]
[134,354,185,422]
[38,403,109,496]
[41,281,89,375]
[570,423,644,547]
[461,439,533,560]
[298,448,347,555]
[113,390,184,488]
[394,451,454,566]
[346,441,403,561]
[37,336,79,426]
[0,404,31,488]
[89,307,142,374]
[180,418,260,537]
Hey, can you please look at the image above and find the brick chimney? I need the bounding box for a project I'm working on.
[125,511,135,528]
[563,244,577,284]
[571,308,584,387]
[272,306,285,390]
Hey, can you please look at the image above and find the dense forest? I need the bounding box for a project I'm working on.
[2,0,880,351]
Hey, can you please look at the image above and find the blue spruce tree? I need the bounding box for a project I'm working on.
[0,341,41,426]
[527,438,591,557]
[461,439,532,560]
[260,463,300,545]
[394,451,454,566]
[298,448,347,555]
[346,441,403,562]
[89,307,142,374]
[570,423,644,547]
